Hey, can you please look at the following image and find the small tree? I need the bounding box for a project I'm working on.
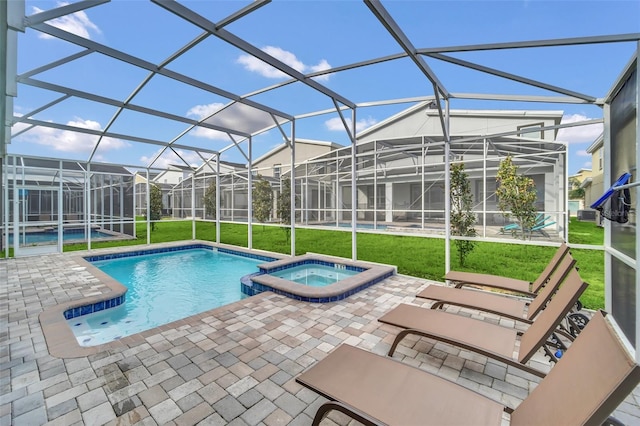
[496,156,538,239]
[252,175,273,228]
[568,176,585,200]
[203,180,216,219]
[277,177,292,242]
[450,163,476,266]
[149,184,163,231]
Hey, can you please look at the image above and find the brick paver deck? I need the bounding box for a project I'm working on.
[2,244,639,425]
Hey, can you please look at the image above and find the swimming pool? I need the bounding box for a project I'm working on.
[8,228,112,244]
[271,264,359,286]
[338,223,387,230]
[68,248,266,346]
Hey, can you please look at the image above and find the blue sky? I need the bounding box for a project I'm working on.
[9,0,640,174]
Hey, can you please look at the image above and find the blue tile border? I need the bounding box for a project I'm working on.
[64,294,126,320]
[84,243,277,263]
[258,259,367,274]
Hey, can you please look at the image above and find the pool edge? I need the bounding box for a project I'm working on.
[38,240,287,359]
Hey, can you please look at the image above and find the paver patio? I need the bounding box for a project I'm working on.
[2,244,639,425]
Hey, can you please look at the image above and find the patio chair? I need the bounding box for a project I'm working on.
[445,242,570,297]
[296,311,639,426]
[416,253,577,323]
[378,266,588,378]
[531,217,556,238]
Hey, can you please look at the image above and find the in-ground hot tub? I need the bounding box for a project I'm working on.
[241,254,396,302]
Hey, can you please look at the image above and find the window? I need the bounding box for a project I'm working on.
[517,123,544,139]
[273,164,281,179]
[598,147,603,171]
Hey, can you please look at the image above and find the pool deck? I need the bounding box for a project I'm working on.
[2,244,640,425]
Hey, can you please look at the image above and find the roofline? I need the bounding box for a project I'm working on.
[356,101,565,139]
[580,177,593,189]
[586,132,604,153]
[252,138,341,165]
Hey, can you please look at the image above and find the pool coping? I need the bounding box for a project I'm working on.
[38,241,286,358]
[246,253,397,302]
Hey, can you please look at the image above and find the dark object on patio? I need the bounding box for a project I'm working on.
[378,267,588,378]
[591,172,632,224]
[417,253,577,323]
[444,242,570,297]
[296,311,639,426]
[577,209,597,221]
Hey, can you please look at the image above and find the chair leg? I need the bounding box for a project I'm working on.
[312,401,379,426]
[387,329,415,356]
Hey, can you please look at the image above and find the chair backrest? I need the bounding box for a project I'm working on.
[527,253,577,320]
[531,242,570,293]
[518,267,587,364]
[511,311,640,426]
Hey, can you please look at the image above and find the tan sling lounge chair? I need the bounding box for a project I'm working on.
[445,242,570,297]
[296,311,640,426]
[378,267,588,378]
[416,253,577,323]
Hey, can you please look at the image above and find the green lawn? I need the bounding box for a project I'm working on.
[63,218,606,310]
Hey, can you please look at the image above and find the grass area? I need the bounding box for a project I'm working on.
[63,218,607,310]
[568,217,604,245]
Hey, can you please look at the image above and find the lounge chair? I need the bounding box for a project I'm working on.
[531,217,556,238]
[416,252,577,323]
[378,266,588,378]
[499,214,556,239]
[296,311,640,426]
[444,242,570,297]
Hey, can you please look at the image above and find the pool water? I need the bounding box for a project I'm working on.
[337,223,387,230]
[8,228,112,244]
[271,264,359,286]
[69,248,263,346]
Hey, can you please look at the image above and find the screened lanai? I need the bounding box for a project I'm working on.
[1,1,640,355]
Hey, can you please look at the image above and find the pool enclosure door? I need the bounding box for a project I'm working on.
[13,185,61,256]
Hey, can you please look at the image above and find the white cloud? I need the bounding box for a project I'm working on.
[325,116,378,133]
[576,150,589,157]
[186,103,225,119]
[140,148,201,169]
[237,46,332,81]
[556,113,603,144]
[12,118,128,153]
[583,161,593,168]
[186,103,231,140]
[33,2,101,40]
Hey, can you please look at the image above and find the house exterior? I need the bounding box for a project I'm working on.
[288,102,566,238]
[165,103,567,239]
[568,168,593,215]
[169,140,340,221]
[134,165,193,217]
[582,134,605,218]
[252,139,343,179]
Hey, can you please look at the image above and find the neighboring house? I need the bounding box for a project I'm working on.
[252,138,344,179]
[170,160,246,219]
[581,134,604,221]
[568,168,593,216]
[170,140,342,221]
[134,165,193,216]
[290,102,566,236]
[167,103,567,238]
[3,155,135,255]
[570,168,594,185]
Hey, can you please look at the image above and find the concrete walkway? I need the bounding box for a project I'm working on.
[2,246,639,425]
